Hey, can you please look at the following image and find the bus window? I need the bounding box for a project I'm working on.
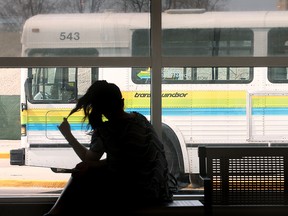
[132,67,151,84]
[268,67,288,83]
[29,67,77,102]
[25,48,99,102]
[162,28,253,56]
[132,28,254,57]
[268,28,288,83]
[132,29,150,57]
[27,67,95,103]
[131,28,253,84]
[132,67,252,84]
[161,67,252,84]
[268,28,288,56]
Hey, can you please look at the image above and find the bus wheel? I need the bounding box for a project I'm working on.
[162,125,189,188]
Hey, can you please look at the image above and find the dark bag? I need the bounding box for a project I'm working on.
[168,172,179,194]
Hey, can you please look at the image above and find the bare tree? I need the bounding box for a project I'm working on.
[73,0,106,13]
[0,0,63,31]
[0,0,108,31]
[163,0,229,11]
[90,0,106,12]
[0,0,230,32]
[114,0,150,12]
[111,0,229,12]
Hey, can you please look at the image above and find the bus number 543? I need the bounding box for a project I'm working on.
[59,32,80,41]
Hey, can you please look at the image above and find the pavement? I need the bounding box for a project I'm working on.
[0,140,199,192]
[0,140,69,188]
[0,140,15,159]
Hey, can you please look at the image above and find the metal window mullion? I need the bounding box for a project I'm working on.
[162,56,288,67]
[150,0,162,138]
[0,57,151,67]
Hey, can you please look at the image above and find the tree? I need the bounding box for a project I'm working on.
[69,0,106,13]
[0,0,230,32]
[163,0,229,11]
[0,0,62,31]
[112,0,150,12]
[0,0,107,31]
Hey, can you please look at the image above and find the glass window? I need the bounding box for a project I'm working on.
[268,28,288,83]
[132,29,150,57]
[1,0,288,200]
[132,27,253,84]
[268,67,288,83]
[132,67,253,84]
[26,67,98,103]
[268,28,288,56]
[162,28,253,57]
[132,28,253,57]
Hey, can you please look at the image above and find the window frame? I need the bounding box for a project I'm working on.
[1,1,288,137]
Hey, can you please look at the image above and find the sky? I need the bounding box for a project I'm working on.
[227,0,278,11]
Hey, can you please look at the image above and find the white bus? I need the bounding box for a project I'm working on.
[10,10,288,187]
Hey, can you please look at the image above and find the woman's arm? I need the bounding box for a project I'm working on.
[58,118,104,162]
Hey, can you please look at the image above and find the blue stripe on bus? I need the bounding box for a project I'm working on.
[27,124,88,131]
[127,107,288,116]
[252,108,288,115]
[126,108,246,116]
[26,107,288,131]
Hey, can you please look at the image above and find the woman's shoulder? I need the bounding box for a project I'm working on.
[129,111,150,125]
[98,112,151,136]
[120,112,151,137]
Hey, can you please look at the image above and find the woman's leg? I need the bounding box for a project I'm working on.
[44,176,75,215]
[43,165,111,215]
[44,173,92,215]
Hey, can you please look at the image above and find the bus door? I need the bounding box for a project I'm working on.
[247,92,288,144]
[25,67,77,140]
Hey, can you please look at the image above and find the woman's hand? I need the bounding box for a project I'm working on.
[58,117,87,161]
[57,117,73,141]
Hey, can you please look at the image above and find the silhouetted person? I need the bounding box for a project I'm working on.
[43,80,175,216]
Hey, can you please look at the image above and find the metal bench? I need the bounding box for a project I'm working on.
[198,146,288,216]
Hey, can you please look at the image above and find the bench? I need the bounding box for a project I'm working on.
[198,146,288,216]
[131,199,204,215]
[0,197,204,216]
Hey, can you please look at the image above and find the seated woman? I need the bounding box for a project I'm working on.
[43,80,176,215]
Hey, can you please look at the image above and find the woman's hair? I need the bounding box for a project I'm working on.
[67,80,123,129]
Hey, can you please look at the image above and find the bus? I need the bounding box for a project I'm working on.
[10,10,288,187]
